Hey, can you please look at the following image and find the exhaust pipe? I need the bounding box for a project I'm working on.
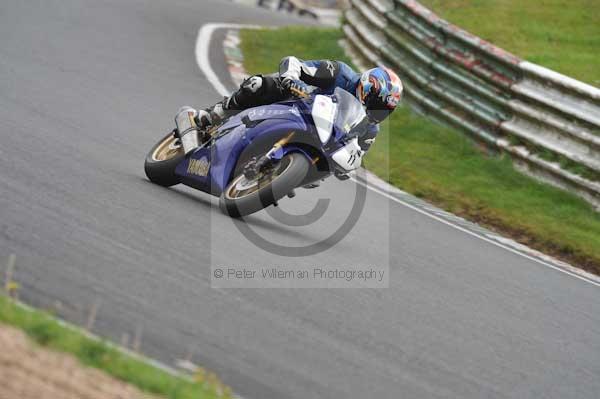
[174,106,200,154]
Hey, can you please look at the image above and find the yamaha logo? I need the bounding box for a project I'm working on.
[187,157,210,177]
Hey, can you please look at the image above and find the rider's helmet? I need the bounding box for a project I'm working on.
[356,67,403,123]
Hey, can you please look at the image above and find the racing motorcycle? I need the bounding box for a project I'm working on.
[144,87,368,217]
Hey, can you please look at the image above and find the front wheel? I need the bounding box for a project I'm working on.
[219,153,309,217]
[144,131,185,187]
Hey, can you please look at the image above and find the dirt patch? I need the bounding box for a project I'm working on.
[0,324,158,399]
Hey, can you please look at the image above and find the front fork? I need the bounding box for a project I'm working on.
[243,132,300,180]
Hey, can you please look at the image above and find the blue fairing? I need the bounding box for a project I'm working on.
[175,101,310,195]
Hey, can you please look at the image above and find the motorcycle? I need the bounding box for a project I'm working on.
[144,87,369,217]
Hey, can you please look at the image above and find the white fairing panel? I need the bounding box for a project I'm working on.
[332,138,363,171]
[311,95,337,144]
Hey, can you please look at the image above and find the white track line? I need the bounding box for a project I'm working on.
[195,23,600,288]
[196,23,261,97]
[356,173,600,287]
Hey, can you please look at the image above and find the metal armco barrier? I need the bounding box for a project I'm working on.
[232,0,342,26]
[343,0,600,209]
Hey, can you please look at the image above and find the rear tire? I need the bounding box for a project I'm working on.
[144,131,185,187]
[219,153,309,218]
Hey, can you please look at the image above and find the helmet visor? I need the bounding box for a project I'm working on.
[365,94,392,123]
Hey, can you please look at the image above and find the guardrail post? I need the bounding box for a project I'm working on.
[4,254,19,298]
[85,299,100,331]
[133,324,143,352]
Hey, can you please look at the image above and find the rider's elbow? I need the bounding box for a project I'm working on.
[279,56,302,79]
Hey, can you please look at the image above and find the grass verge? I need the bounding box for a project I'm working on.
[0,294,231,399]
[420,0,600,87]
[240,27,600,275]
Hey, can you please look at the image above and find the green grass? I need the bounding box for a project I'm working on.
[0,294,231,399]
[240,27,600,273]
[420,0,600,87]
[241,27,354,73]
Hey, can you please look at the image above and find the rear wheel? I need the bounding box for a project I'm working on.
[144,131,185,187]
[219,153,309,217]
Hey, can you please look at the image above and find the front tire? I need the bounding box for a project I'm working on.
[144,131,185,187]
[219,153,310,217]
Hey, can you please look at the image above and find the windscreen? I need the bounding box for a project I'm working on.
[333,87,368,138]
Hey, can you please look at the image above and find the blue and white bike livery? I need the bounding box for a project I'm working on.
[144,88,368,217]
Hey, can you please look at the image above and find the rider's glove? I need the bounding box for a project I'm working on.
[281,78,310,99]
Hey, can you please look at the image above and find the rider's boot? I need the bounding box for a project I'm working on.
[196,75,283,131]
[196,97,232,130]
[173,100,231,154]
[196,109,212,130]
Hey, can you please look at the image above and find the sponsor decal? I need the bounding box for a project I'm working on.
[386,94,399,109]
[248,107,297,119]
[348,149,363,166]
[187,157,210,177]
[325,60,336,77]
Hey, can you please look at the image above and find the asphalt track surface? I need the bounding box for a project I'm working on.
[1,1,599,398]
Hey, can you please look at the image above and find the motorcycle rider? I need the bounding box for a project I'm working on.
[176,56,403,167]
